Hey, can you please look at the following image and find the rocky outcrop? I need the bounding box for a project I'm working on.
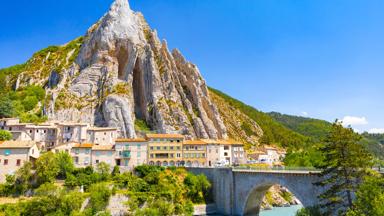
[44,0,227,139]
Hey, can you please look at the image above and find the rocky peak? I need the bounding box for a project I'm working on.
[45,0,228,139]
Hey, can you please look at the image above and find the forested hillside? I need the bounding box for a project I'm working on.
[269,112,384,160]
[268,112,332,141]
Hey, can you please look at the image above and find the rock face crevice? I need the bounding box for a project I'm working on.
[47,0,227,139]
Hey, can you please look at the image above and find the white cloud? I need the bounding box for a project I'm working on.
[368,128,384,134]
[339,116,368,127]
[301,111,308,116]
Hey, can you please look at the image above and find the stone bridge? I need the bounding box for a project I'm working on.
[187,168,323,216]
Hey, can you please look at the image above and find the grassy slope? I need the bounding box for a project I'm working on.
[209,87,311,149]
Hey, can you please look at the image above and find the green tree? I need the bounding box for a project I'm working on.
[315,121,373,215]
[88,183,112,214]
[0,130,12,141]
[21,95,38,111]
[96,162,111,181]
[111,165,120,177]
[0,97,14,118]
[14,161,33,195]
[35,152,60,184]
[295,206,322,216]
[346,174,384,216]
[184,173,211,204]
[56,151,75,178]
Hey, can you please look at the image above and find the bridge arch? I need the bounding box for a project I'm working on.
[242,181,307,215]
[234,171,321,216]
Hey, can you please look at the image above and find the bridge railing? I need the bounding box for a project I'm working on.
[233,166,322,172]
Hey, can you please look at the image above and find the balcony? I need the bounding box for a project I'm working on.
[121,150,131,158]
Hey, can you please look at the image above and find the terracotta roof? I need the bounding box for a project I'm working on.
[57,122,89,126]
[183,140,207,145]
[0,141,36,149]
[249,150,267,155]
[87,127,117,131]
[146,134,184,139]
[92,145,114,151]
[73,143,93,148]
[115,138,147,142]
[202,139,243,145]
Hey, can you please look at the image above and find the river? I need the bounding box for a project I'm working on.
[259,205,303,216]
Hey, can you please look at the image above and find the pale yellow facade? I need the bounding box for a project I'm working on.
[147,134,184,166]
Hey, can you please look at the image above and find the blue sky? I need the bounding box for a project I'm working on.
[1,0,383,133]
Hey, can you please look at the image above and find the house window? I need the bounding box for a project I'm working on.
[96,160,99,164]
[137,144,141,149]
[85,149,90,154]
[224,152,228,156]
[150,154,154,158]
[150,146,154,150]
[4,159,8,165]
[96,152,101,156]
[224,146,229,150]
[75,149,79,154]
[16,159,21,166]
[177,146,181,150]
[137,152,141,158]
[170,146,174,150]
[176,153,181,158]
[156,146,160,150]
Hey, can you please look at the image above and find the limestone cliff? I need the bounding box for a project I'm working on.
[15,0,228,139]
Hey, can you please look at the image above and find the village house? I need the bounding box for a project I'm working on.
[115,138,148,171]
[204,139,245,167]
[91,145,116,168]
[183,140,207,167]
[253,146,286,165]
[57,123,89,144]
[71,143,93,168]
[0,141,40,182]
[86,127,119,146]
[147,134,184,167]
[0,118,22,130]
